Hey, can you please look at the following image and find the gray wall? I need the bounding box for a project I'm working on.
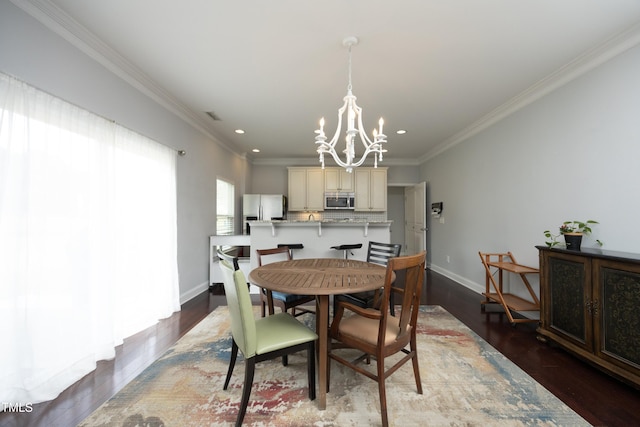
[249,164,289,194]
[0,1,250,303]
[421,43,640,296]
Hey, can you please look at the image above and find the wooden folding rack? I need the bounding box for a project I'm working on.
[478,251,540,325]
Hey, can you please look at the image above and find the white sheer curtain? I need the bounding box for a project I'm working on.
[0,72,181,404]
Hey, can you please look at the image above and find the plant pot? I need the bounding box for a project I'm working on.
[563,233,583,251]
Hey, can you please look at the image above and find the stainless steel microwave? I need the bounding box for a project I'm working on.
[324,192,355,210]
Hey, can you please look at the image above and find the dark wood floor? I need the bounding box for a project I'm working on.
[2,270,638,427]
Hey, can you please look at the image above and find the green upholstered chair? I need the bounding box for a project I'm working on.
[217,248,240,271]
[219,259,317,427]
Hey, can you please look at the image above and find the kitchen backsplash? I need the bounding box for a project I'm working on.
[287,211,387,221]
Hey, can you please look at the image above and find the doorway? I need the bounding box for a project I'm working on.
[404,182,426,256]
[386,182,427,256]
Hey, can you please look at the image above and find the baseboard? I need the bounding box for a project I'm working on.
[180,280,209,305]
[429,264,484,295]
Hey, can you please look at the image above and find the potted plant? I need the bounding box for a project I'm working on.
[544,220,602,250]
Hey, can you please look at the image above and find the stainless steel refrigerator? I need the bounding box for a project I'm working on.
[242,194,286,234]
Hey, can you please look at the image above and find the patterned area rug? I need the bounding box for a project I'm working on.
[78,306,589,426]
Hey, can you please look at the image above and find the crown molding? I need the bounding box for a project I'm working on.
[418,22,640,164]
[9,0,244,159]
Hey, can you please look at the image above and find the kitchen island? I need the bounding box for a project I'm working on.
[248,220,392,269]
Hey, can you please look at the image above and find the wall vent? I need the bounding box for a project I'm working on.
[206,111,221,121]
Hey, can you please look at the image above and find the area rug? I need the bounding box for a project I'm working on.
[78,306,589,426]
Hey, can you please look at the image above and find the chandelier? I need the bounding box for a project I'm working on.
[314,36,387,173]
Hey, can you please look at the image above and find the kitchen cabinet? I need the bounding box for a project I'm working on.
[354,167,387,211]
[537,246,640,389]
[324,167,354,192]
[288,167,325,211]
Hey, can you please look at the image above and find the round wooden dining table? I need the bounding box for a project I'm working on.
[248,257,388,410]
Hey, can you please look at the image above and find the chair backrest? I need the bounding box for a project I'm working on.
[367,241,402,266]
[217,248,240,271]
[380,251,426,342]
[256,246,292,266]
[219,259,257,358]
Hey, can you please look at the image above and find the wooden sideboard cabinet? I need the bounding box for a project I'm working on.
[537,246,640,389]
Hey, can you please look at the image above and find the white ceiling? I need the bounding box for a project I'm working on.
[18,0,640,165]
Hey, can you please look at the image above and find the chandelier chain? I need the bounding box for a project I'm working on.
[347,44,353,92]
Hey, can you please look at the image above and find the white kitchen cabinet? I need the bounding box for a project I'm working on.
[354,167,387,211]
[288,167,325,211]
[324,167,354,192]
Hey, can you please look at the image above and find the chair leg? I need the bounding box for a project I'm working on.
[326,338,331,394]
[224,339,238,390]
[377,359,389,427]
[307,341,316,400]
[236,357,256,427]
[411,338,423,394]
[389,293,395,316]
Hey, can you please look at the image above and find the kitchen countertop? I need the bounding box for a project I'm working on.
[248,219,392,224]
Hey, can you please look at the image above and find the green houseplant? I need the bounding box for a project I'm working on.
[544,220,602,250]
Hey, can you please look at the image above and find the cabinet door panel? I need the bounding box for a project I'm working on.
[288,168,325,211]
[354,168,386,211]
[369,169,387,210]
[324,168,354,192]
[354,169,371,210]
[548,254,593,351]
[288,168,307,211]
[595,260,640,375]
[324,168,340,192]
[338,169,354,192]
[306,168,325,211]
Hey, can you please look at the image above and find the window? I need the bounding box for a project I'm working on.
[0,72,180,403]
[216,178,235,235]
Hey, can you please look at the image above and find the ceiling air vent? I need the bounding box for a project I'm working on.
[206,111,221,121]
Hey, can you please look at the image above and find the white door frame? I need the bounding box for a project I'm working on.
[403,182,427,257]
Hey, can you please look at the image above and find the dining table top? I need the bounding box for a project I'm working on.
[248,258,388,296]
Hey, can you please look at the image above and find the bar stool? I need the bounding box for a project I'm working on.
[277,243,304,259]
[330,243,362,259]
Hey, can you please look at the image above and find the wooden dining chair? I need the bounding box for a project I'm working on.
[256,246,315,317]
[333,241,402,316]
[219,259,317,427]
[328,251,426,427]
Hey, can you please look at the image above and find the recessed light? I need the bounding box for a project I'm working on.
[252,148,260,153]
[235,129,245,134]
[396,130,407,135]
